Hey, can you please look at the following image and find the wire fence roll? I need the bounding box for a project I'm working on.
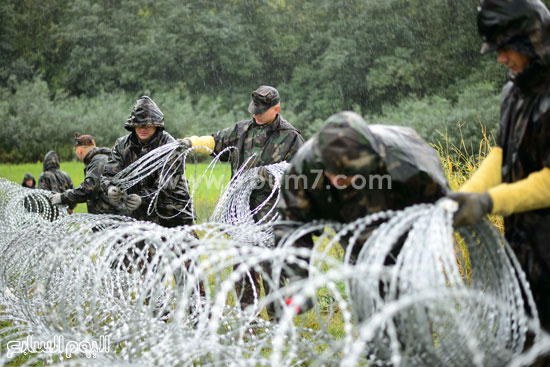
[0,145,548,366]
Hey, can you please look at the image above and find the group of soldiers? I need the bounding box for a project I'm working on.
[18,0,550,364]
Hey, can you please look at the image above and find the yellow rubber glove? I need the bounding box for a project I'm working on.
[489,167,550,216]
[186,136,215,155]
[459,147,502,193]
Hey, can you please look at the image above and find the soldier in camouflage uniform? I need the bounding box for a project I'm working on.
[448,0,550,355]
[49,133,120,215]
[182,86,303,179]
[101,96,194,227]
[276,111,449,311]
[180,86,304,314]
[38,150,75,214]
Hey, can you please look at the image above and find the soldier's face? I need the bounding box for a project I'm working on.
[325,172,354,189]
[24,180,33,187]
[75,146,91,161]
[75,146,84,161]
[135,126,157,142]
[497,48,531,75]
[253,105,280,125]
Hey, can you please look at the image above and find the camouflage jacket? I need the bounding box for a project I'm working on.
[60,147,120,215]
[212,114,304,218]
[38,151,75,208]
[212,114,304,176]
[101,130,194,227]
[276,112,449,276]
[480,0,550,273]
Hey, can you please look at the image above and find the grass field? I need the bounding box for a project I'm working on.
[0,160,231,218]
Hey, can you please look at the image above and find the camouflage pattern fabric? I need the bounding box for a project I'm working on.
[60,147,120,215]
[38,151,75,209]
[479,0,550,334]
[212,114,304,175]
[101,130,194,227]
[124,95,165,132]
[276,111,449,278]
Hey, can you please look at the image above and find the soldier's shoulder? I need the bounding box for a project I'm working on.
[214,119,251,137]
[369,124,420,140]
[277,116,300,132]
[114,134,132,146]
[288,138,317,173]
[96,147,112,156]
[88,148,111,163]
[160,130,175,143]
[234,119,253,130]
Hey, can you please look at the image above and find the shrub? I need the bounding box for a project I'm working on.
[368,81,501,158]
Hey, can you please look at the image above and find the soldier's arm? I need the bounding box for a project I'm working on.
[65,172,74,190]
[37,173,52,191]
[488,167,550,216]
[61,159,102,206]
[211,124,240,162]
[459,147,502,193]
[182,136,216,155]
[101,142,124,189]
[63,172,76,210]
[179,125,238,161]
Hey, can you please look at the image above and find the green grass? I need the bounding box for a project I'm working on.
[0,160,231,218]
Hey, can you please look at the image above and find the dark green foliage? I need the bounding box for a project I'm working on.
[3,0,549,162]
[369,81,501,155]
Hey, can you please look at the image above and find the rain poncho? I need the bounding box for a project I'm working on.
[276,111,449,276]
[37,151,75,210]
[60,147,119,214]
[477,0,550,331]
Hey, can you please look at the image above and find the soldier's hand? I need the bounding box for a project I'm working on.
[177,138,192,151]
[447,192,493,227]
[124,194,142,211]
[108,186,122,204]
[49,193,63,205]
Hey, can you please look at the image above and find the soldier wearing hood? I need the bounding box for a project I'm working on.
[21,172,36,188]
[38,150,75,213]
[276,111,449,312]
[101,96,193,227]
[448,0,550,340]
[49,133,119,215]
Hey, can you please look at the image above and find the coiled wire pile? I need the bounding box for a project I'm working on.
[0,143,548,366]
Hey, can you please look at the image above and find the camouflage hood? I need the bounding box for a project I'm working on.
[124,96,165,131]
[313,111,449,190]
[314,111,383,176]
[478,0,550,64]
[43,151,60,171]
[21,172,36,187]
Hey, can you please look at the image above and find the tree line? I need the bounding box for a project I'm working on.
[3,0,545,162]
